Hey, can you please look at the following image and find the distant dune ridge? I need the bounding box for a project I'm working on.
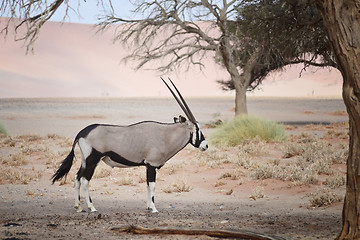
[0,18,342,98]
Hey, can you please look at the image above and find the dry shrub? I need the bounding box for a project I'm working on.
[0,166,41,184]
[17,134,45,142]
[239,137,269,156]
[308,188,342,207]
[237,152,258,170]
[21,142,49,155]
[219,170,243,180]
[163,179,191,193]
[116,176,135,186]
[250,186,265,200]
[251,163,274,180]
[1,152,28,166]
[250,138,347,186]
[283,143,305,158]
[138,173,146,183]
[324,130,348,139]
[45,151,61,169]
[200,148,236,168]
[93,166,112,179]
[324,173,346,189]
[215,180,226,187]
[1,136,16,147]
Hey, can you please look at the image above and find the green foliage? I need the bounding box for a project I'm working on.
[0,121,8,136]
[210,115,287,147]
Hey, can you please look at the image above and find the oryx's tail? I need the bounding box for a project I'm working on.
[51,140,77,184]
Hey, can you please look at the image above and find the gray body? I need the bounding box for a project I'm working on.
[87,121,192,168]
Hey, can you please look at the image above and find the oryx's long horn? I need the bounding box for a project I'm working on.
[168,78,196,123]
[161,77,196,123]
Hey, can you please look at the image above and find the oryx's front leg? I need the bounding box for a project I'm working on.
[146,165,158,213]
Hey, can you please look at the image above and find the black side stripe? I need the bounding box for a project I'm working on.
[103,151,146,167]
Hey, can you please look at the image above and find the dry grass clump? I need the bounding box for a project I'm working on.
[93,166,112,179]
[219,170,243,180]
[210,115,287,147]
[0,166,42,184]
[239,137,269,156]
[199,148,237,168]
[215,180,226,187]
[308,188,342,207]
[163,179,191,193]
[17,134,45,142]
[250,139,347,186]
[250,186,265,200]
[324,174,346,189]
[324,130,348,139]
[1,136,17,147]
[115,173,136,186]
[1,152,28,166]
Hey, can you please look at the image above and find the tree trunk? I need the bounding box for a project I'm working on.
[316,1,360,239]
[234,79,248,115]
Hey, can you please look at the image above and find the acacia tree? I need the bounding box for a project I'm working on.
[316,1,360,239]
[218,0,336,92]
[98,0,254,115]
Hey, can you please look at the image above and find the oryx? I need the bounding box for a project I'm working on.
[51,78,208,213]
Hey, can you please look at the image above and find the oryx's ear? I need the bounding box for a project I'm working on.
[174,115,187,123]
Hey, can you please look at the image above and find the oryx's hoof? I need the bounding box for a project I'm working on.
[89,208,97,213]
[146,207,159,213]
[75,206,84,213]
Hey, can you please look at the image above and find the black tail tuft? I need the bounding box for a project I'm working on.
[51,148,75,184]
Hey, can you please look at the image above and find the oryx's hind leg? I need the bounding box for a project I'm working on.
[74,174,83,212]
[146,165,158,213]
[76,138,101,213]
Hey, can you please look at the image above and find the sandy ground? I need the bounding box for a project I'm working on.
[0,97,349,240]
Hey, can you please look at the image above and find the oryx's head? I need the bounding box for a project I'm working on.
[162,78,208,151]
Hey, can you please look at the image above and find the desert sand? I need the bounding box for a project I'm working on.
[0,97,349,239]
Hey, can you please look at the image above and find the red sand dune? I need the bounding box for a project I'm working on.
[0,18,342,98]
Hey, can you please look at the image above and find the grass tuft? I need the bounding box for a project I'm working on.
[0,121,8,136]
[163,179,192,193]
[210,115,287,147]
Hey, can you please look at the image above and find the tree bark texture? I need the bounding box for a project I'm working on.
[316,1,360,239]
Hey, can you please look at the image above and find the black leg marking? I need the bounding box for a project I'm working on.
[146,165,157,184]
[152,196,155,204]
[77,148,102,181]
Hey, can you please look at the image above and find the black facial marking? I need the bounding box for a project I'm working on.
[189,126,205,148]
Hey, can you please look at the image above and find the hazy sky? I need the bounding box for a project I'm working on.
[51,1,136,24]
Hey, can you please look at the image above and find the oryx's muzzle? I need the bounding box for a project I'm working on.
[199,140,208,151]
